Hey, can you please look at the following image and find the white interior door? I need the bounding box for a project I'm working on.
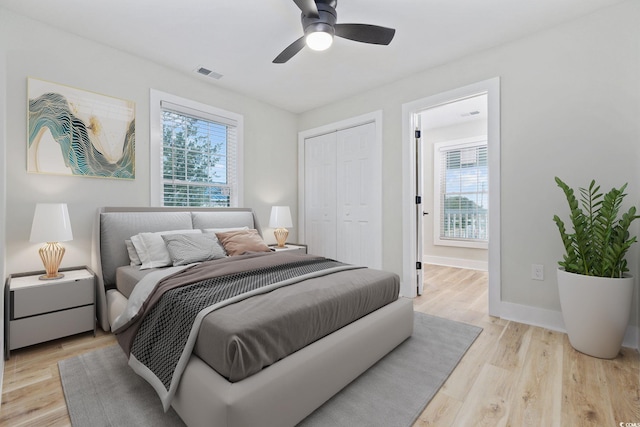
[304,132,337,259]
[336,122,381,268]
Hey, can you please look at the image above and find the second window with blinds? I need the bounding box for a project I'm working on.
[433,136,488,249]
[150,89,243,207]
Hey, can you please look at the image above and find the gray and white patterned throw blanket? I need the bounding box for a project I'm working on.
[115,253,360,411]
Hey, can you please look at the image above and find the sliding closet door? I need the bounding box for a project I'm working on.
[336,122,381,268]
[304,132,337,259]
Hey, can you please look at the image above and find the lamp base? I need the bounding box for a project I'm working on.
[274,228,289,248]
[38,242,65,281]
[39,273,65,281]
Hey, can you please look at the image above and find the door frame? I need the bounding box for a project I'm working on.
[401,78,501,316]
[298,110,383,269]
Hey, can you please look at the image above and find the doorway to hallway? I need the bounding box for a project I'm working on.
[401,78,501,316]
[418,94,489,276]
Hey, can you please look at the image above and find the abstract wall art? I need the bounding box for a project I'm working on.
[27,77,135,179]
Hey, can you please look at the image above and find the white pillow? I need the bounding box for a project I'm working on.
[125,239,141,266]
[131,229,201,270]
[202,226,249,234]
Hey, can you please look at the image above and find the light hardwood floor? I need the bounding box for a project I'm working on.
[414,265,640,426]
[1,329,115,426]
[1,264,639,426]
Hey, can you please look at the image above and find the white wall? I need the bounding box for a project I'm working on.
[299,1,640,331]
[0,8,299,279]
[0,14,7,386]
[2,1,639,350]
[423,119,488,269]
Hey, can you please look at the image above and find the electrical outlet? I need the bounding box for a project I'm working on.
[532,264,544,281]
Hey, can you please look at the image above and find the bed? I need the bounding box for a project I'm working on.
[92,206,414,427]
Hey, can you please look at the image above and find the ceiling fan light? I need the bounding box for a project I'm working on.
[306,31,333,51]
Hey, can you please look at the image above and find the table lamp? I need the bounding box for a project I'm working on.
[29,203,73,280]
[269,206,293,248]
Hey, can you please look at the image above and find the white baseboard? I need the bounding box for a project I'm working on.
[424,255,488,271]
[499,301,639,351]
[626,324,640,350]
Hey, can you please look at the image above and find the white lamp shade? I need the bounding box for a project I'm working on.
[30,203,73,243]
[269,206,293,229]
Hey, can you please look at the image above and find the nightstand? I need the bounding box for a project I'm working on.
[269,243,308,255]
[4,266,96,359]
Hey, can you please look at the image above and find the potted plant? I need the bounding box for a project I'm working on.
[553,177,638,358]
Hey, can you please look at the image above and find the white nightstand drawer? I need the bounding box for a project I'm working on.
[9,305,95,350]
[12,277,94,319]
[5,267,97,358]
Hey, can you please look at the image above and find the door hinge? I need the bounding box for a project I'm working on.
[415,195,422,204]
[416,262,422,270]
[415,130,421,139]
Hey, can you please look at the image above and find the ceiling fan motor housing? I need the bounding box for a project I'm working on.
[302,1,337,37]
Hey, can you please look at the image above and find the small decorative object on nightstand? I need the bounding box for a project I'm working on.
[29,203,74,280]
[269,206,293,248]
[4,266,96,359]
[269,243,307,255]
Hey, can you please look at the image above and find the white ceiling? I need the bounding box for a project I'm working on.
[0,0,625,113]
[421,94,487,131]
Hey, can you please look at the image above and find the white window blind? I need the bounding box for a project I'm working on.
[160,101,238,207]
[434,137,488,248]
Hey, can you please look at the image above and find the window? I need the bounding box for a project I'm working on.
[434,137,488,249]
[150,90,243,207]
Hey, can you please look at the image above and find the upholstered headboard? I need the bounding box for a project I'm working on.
[92,207,262,331]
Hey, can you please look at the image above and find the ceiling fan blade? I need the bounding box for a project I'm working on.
[334,23,396,45]
[273,36,306,63]
[293,0,319,18]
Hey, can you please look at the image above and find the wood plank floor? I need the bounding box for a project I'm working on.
[1,264,638,426]
[1,330,115,426]
[413,265,640,427]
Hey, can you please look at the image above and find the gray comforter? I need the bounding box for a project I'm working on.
[196,261,400,381]
[114,252,400,410]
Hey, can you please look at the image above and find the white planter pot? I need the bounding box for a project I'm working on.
[557,268,634,359]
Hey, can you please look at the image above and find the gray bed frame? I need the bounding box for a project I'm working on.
[92,206,414,427]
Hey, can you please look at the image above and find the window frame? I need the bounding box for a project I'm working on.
[433,135,488,249]
[150,89,243,207]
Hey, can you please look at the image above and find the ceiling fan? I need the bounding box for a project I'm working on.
[273,0,396,64]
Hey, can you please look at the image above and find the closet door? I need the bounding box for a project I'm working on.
[336,122,381,268]
[304,132,337,259]
[303,120,381,269]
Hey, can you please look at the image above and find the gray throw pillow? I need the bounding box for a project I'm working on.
[162,233,226,266]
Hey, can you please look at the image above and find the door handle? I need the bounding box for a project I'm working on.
[423,212,429,216]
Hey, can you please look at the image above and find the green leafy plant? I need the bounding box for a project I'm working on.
[553,177,639,278]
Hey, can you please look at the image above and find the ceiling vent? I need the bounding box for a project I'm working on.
[195,66,223,80]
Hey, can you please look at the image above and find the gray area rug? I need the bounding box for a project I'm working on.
[59,312,481,427]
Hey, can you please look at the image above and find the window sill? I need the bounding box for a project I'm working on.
[434,238,488,250]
